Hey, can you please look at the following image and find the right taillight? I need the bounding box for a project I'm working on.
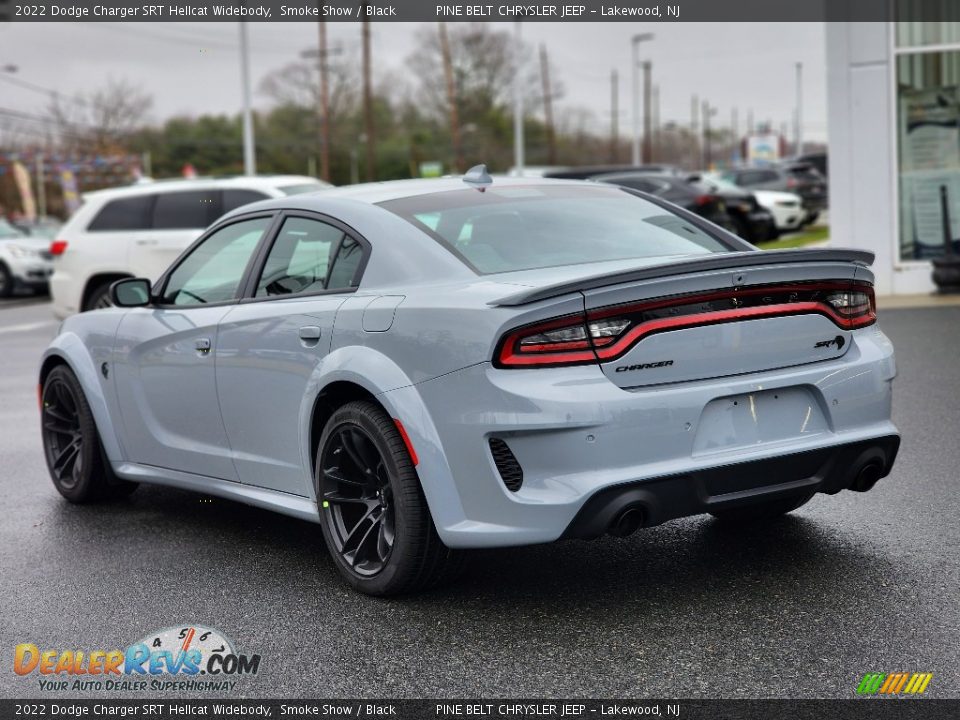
[49,240,68,256]
[822,287,876,329]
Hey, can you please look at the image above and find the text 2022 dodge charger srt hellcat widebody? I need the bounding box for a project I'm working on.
[39,175,899,595]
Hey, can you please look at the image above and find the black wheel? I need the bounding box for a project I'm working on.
[710,491,814,524]
[731,215,751,241]
[316,400,462,596]
[0,263,13,298]
[84,282,114,311]
[41,365,137,502]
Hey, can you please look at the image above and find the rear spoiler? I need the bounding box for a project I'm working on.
[490,248,875,307]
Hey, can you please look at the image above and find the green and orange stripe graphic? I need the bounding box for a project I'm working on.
[857,672,933,695]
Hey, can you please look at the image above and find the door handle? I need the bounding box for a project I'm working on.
[298,326,322,342]
[135,239,159,246]
[195,338,212,354]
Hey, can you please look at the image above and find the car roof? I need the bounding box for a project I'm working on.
[80,175,329,202]
[222,176,591,212]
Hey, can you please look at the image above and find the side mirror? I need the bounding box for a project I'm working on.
[110,278,152,307]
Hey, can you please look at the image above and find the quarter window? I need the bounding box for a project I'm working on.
[161,217,271,306]
[256,217,363,297]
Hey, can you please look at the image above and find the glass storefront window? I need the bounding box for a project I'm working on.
[897,21,960,48]
[896,50,960,260]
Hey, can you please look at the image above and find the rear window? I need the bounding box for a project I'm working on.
[784,164,822,180]
[87,195,154,231]
[380,185,734,275]
[223,189,270,213]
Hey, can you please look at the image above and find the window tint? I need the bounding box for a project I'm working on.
[223,189,270,213]
[87,195,154,231]
[381,185,733,275]
[256,217,362,297]
[152,190,220,230]
[161,217,270,306]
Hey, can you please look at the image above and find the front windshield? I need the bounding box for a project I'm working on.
[380,185,736,274]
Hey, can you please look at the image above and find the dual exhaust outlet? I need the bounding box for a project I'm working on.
[603,457,887,537]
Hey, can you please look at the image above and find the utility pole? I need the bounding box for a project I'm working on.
[361,15,375,181]
[652,84,660,163]
[238,22,256,175]
[512,21,524,174]
[642,60,652,164]
[631,33,654,166]
[317,13,330,182]
[539,44,556,165]
[438,23,463,173]
[795,61,804,156]
[691,94,699,168]
[702,100,716,169]
[35,153,46,219]
[610,69,619,163]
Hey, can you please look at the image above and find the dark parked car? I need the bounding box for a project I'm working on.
[722,163,828,225]
[592,172,776,243]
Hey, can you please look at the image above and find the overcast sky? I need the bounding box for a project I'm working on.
[0,22,827,143]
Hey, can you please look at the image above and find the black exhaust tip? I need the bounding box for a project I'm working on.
[608,506,645,537]
[850,461,884,492]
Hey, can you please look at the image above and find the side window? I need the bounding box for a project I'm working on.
[161,217,271,306]
[223,189,270,213]
[87,195,154,231]
[256,217,363,298]
[152,190,220,230]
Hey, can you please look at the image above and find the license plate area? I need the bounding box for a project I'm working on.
[693,386,827,456]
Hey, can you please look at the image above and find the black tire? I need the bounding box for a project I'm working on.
[316,400,462,596]
[40,365,138,502]
[0,263,13,298]
[710,491,814,524]
[731,215,751,241]
[84,282,114,312]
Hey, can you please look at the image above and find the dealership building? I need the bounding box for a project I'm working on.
[827,19,960,295]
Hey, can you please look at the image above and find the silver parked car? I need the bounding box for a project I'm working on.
[39,175,899,595]
[0,219,54,297]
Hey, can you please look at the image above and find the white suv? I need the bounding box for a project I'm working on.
[49,175,330,317]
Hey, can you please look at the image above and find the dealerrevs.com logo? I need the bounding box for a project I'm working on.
[14,625,261,692]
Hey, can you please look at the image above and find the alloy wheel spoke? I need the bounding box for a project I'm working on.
[340,430,373,476]
[53,438,81,475]
[324,491,377,508]
[323,463,369,489]
[43,417,76,436]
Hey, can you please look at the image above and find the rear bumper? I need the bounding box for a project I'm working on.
[562,435,899,539]
[386,325,898,549]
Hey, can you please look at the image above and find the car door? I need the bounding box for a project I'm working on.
[215,213,368,496]
[112,214,276,481]
[128,189,222,283]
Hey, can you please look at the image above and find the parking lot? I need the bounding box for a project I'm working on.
[1,295,958,699]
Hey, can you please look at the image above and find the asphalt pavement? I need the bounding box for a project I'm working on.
[1,296,958,699]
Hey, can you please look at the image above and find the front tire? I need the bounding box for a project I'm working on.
[709,491,814,525]
[41,365,138,502]
[0,263,13,298]
[316,400,462,596]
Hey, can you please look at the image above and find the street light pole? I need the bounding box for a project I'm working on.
[631,33,654,166]
[238,23,256,176]
[795,61,804,156]
[513,21,525,175]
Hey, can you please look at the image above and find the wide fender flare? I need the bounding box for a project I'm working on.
[40,335,124,463]
[301,346,467,530]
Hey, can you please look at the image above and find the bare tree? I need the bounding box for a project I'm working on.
[48,78,152,154]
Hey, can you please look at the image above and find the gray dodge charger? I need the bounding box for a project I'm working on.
[39,174,899,595]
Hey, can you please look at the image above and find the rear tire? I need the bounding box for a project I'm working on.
[0,263,13,298]
[709,492,814,524]
[40,365,138,502]
[316,400,463,596]
[84,282,114,312]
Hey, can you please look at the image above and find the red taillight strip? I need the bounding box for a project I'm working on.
[592,302,855,360]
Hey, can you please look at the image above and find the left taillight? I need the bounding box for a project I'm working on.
[49,240,68,256]
[495,313,632,368]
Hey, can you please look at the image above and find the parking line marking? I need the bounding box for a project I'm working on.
[0,321,57,335]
